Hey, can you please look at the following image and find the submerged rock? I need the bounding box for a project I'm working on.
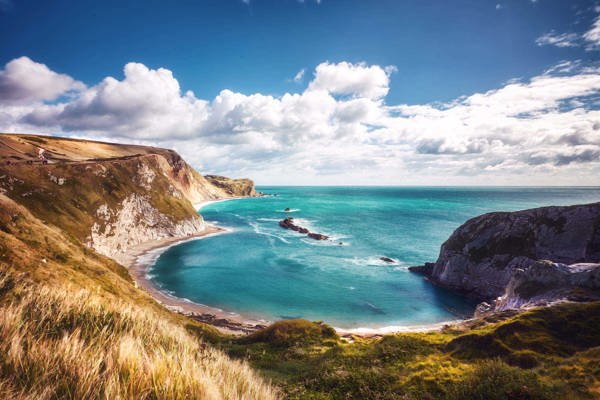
[379,257,396,264]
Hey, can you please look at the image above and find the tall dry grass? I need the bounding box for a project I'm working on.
[0,273,278,400]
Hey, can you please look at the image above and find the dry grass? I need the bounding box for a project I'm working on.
[0,273,278,400]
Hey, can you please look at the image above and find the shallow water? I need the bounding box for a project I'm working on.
[149,187,600,329]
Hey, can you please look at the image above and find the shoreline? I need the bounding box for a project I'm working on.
[123,196,463,338]
[124,224,274,335]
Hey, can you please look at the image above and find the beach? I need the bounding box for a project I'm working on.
[123,223,273,335]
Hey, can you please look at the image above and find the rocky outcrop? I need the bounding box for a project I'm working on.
[87,194,206,263]
[410,202,600,308]
[204,175,257,197]
[279,218,329,240]
[279,218,309,234]
[492,261,600,311]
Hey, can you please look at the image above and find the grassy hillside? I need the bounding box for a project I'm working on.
[0,194,277,399]
[215,304,600,399]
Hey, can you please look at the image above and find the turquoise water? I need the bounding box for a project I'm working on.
[150,187,600,330]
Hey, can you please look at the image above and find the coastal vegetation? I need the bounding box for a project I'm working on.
[0,190,276,399]
[211,303,600,399]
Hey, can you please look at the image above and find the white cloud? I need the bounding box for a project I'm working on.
[292,68,305,83]
[307,61,394,99]
[583,13,600,50]
[536,31,579,48]
[1,58,600,185]
[495,4,502,10]
[536,9,600,51]
[0,56,85,104]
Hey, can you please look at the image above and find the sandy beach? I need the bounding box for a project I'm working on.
[123,224,273,335]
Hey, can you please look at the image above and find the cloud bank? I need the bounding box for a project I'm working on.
[1,57,599,185]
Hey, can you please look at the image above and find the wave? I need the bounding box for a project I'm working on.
[333,319,462,335]
[291,217,349,243]
[345,256,406,268]
[248,221,290,244]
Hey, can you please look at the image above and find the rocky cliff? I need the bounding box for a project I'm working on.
[204,175,257,197]
[0,134,256,264]
[410,202,600,312]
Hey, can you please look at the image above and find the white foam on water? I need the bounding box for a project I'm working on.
[345,256,404,267]
[248,221,290,244]
[334,319,463,335]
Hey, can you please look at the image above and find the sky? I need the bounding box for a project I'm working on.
[0,0,599,185]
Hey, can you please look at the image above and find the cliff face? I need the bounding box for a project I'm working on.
[492,261,600,311]
[411,202,600,311]
[204,175,257,197]
[0,134,254,264]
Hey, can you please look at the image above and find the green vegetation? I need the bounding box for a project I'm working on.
[0,194,276,400]
[210,303,600,399]
[204,175,257,197]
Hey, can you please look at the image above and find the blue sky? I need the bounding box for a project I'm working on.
[1,0,597,103]
[0,0,599,185]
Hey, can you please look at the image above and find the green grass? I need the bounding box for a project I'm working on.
[211,303,600,399]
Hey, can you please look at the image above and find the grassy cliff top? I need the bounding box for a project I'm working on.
[0,133,175,163]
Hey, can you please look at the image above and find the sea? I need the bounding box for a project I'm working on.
[148,187,600,331]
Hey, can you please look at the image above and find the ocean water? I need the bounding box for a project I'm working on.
[149,187,600,330]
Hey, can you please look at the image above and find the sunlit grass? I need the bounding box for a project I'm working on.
[0,275,277,400]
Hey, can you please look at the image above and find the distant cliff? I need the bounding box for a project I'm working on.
[0,134,256,264]
[410,202,600,312]
[204,175,257,197]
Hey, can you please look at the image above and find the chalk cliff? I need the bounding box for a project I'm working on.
[0,134,256,263]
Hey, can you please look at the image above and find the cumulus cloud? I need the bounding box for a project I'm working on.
[0,57,85,105]
[1,57,600,185]
[23,62,209,139]
[307,61,395,99]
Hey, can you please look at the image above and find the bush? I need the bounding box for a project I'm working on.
[449,359,554,400]
[243,319,338,347]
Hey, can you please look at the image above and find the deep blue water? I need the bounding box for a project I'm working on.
[149,187,600,329]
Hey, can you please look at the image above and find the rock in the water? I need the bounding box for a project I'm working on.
[284,207,291,212]
[307,232,329,240]
[380,257,396,264]
[279,218,329,240]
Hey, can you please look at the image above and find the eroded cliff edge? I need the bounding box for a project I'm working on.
[410,202,600,313]
[0,134,257,264]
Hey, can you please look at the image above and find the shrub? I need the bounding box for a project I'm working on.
[449,359,554,400]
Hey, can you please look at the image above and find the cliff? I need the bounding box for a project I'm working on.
[0,134,255,264]
[410,202,600,311]
[204,175,257,197]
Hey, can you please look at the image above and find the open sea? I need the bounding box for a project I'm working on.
[149,187,600,330]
